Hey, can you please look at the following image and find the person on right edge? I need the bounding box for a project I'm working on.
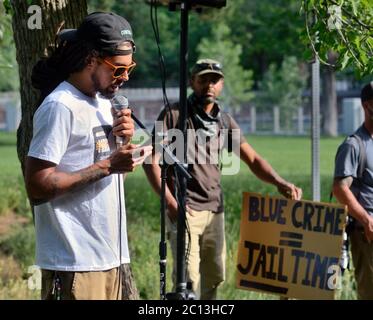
[333,81,373,300]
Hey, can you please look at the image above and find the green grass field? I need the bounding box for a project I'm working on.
[0,131,357,299]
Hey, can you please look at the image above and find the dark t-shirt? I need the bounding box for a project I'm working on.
[334,125,373,218]
[153,102,245,213]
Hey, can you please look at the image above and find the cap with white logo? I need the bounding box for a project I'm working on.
[58,12,136,55]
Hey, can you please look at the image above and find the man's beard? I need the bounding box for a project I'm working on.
[91,73,118,99]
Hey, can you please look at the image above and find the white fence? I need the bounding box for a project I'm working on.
[0,88,362,136]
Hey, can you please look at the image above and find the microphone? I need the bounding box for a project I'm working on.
[112,95,154,138]
[110,95,129,147]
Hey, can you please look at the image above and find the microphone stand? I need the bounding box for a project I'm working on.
[175,0,190,300]
[160,0,193,301]
[147,0,226,299]
[129,111,191,300]
[164,0,226,300]
[131,112,190,179]
[159,159,168,300]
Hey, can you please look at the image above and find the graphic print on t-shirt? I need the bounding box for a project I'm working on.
[93,125,113,162]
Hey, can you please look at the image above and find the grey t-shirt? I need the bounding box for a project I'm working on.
[334,125,373,216]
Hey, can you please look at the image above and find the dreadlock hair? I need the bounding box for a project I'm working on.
[31,39,100,101]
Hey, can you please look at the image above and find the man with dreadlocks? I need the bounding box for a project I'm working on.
[25,12,152,300]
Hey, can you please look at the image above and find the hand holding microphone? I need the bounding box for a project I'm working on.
[109,95,153,174]
[111,95,134,147]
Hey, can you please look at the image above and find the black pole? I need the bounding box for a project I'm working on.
[175,0,189,297]
[159,161,168,300]
[126,108,192,300]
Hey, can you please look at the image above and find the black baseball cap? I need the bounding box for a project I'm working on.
[361,82,373,103]
[58,12,136,55]
[191,59,224,77]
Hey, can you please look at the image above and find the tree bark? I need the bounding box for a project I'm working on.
[11,0,139,300]
[121,263,139,300]
[321,51,338,137]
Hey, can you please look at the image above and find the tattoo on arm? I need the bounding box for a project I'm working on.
[69,168,107,193]
[40,167,107,203]
[27,156,112,205]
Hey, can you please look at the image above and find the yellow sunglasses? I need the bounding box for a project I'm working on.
[97,57,137,79]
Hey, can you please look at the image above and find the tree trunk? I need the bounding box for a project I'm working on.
[11,0,139,300]
[121,264,139,300]
[321,51,338,137]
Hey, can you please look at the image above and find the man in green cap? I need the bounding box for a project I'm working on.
[143,58,302,299]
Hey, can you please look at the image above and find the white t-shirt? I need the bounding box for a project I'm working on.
[28,81,130,271]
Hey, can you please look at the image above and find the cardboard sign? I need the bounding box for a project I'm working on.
[236,192,347,300]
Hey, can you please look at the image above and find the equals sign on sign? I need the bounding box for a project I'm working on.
[279,231,303,248]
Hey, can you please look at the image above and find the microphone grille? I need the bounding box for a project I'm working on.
[111,95,129,110]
